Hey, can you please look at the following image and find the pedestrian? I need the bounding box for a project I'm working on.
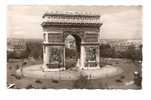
[20,64,23,77]
[20,61,26,77]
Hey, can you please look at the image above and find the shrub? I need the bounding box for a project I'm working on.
[26,85,33,89]
[120,76,125,79]
[26,41,43,59]
[35,80,42,84]
[11,74,21,80]
[52,79,59,83]
[115,79,122,83]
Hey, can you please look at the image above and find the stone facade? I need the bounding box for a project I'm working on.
[41,11,102,71]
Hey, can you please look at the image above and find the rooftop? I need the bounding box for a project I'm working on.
[42,11,100,18]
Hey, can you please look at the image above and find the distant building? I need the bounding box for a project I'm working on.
[7,38,26,53]
[65,35,76,49]
[100,39,142,52]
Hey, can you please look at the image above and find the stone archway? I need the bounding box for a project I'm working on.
[64,32,82,69]
[41,11,102,71]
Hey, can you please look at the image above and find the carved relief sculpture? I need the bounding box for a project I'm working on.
[85,47,97,67]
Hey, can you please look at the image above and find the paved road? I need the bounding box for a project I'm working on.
[16,64,123,80]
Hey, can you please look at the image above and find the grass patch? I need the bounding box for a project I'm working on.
[52,79,59,84]
[35,79,42,84]
[115,79,122,83]
[26,85,33,89]
[120,76,125,79]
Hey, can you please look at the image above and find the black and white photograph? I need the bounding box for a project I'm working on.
[7,5,142,89]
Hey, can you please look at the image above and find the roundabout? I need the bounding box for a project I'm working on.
[16,64,123,80]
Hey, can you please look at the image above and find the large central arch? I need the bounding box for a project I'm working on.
[64,31,82,69]
[64,31,82,58]
[41,11,102,71]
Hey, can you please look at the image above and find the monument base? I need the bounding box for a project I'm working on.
[76,59,100,70]
[42,65,65,71]
[80,66,100,70]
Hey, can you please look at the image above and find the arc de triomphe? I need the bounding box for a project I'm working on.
[41,11,102,71]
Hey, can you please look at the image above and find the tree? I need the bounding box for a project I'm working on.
[25,41,43,59]
[138,44,143,61]
[25,42,31,58]
[100,43,115,58]
[126,44,140,61]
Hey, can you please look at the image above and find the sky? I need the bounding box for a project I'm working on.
[7,5,142,39]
